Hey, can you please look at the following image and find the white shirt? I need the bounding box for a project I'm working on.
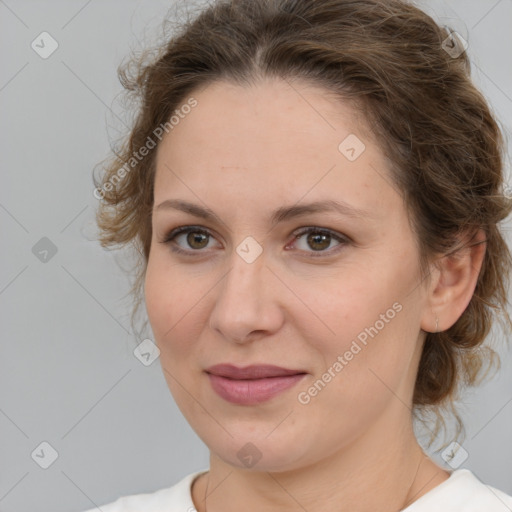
[80,468,512,511]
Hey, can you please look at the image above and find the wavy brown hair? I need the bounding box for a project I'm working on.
[94,0,512,447]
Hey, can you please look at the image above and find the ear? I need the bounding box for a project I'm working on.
[420,229,486,333]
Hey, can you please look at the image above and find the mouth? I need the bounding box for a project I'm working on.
[205,364,307,405]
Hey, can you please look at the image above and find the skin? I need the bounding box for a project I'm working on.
[144,77,485,512]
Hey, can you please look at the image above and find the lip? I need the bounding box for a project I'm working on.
[205,364,307,405]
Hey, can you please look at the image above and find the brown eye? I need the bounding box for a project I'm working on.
[161,226,218,255]
[290,227,349,257]
[305,232,332,251]
[186,231,209,249]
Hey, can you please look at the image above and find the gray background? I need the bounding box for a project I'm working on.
[0,1,511,511]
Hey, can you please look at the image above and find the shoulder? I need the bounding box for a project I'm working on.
[79,470,207,512]
[405,469,512,511]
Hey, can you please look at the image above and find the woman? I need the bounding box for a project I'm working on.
[88,0,512,510]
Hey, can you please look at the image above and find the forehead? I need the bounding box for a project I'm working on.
[153,78,399,220]
[157,77,369,163]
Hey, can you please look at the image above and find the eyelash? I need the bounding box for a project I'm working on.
[159,225,350,258]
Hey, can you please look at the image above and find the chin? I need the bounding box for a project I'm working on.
[201,430,315,473]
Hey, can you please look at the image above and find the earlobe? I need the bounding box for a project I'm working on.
[421,229,486,333]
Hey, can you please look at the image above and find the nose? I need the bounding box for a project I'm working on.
[208,248,284,344]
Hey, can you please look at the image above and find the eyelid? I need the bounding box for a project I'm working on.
[159,225,222,256]
[288,226,350,257]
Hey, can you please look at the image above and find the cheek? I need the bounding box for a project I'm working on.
[144,258,205,412]
[290,267,401,352]
[144,256,171,338]
[144,253,201,353]
[291,255,420,388]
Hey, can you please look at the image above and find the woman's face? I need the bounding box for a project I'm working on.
[145,78,430,471]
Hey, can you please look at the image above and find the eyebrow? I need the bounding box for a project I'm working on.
[153,198,375,225]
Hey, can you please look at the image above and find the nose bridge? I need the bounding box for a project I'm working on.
[209,243,280,342]
[220,247,266,313]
